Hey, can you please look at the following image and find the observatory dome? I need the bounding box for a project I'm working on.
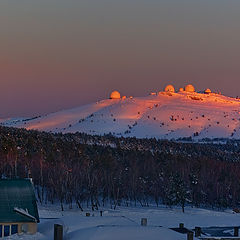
[165,85,175,93]
[110,91,121,99]
[205,88,211,94]
[185,84,195,92]
[179,88,184,92]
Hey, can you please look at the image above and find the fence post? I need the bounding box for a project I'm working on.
[54,224,63,240]
[234,227,239,237]
[179,223,184,229]
[141,218,147,226]
[187,231,194,240]
[195,227,201,237]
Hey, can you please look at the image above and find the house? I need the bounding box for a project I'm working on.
[0,179,39,238]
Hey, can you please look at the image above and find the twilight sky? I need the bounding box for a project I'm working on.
[1,0,240,117]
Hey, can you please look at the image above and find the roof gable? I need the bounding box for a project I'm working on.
[0,179,39,223]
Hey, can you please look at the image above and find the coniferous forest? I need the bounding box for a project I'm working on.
[1,126,240,212]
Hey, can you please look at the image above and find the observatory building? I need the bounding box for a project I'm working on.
[164,85,175,93]
[205,88,211,94]
[185,84,195,92]
[110,91,121,99]
[179,88,184,92]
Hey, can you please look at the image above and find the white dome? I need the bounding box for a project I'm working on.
[165,85,175,93]
[185,84,195,92]
[110,91,121,99]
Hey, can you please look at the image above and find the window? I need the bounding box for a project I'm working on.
[4,225,10,237]
[0,225,2,238]
[11,224,18,235]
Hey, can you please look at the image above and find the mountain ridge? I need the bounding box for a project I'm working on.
[2,90,240,140]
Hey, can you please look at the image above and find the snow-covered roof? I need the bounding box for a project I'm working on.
[0,179,39,223]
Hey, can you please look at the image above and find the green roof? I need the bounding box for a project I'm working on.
[0,179,39,223]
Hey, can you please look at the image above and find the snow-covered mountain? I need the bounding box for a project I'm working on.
[2,89,240,140]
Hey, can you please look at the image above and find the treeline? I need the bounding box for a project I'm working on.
[1,126,240,212]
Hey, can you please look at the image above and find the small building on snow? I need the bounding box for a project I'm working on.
[110,91,121,99]
[205,88,211,94]
[165,85,175,93]
[185,84,195,92]
[179,87,184,92]
[0,179,39,238]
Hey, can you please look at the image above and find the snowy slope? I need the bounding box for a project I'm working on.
[2,91,240,140]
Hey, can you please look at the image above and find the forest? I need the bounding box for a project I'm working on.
[1,126,240,212]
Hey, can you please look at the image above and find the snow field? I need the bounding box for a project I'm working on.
[8,205,240,240]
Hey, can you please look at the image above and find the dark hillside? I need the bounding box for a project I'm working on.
[1,126,240,211]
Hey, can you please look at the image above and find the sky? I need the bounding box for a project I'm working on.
[1,0,240,117]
